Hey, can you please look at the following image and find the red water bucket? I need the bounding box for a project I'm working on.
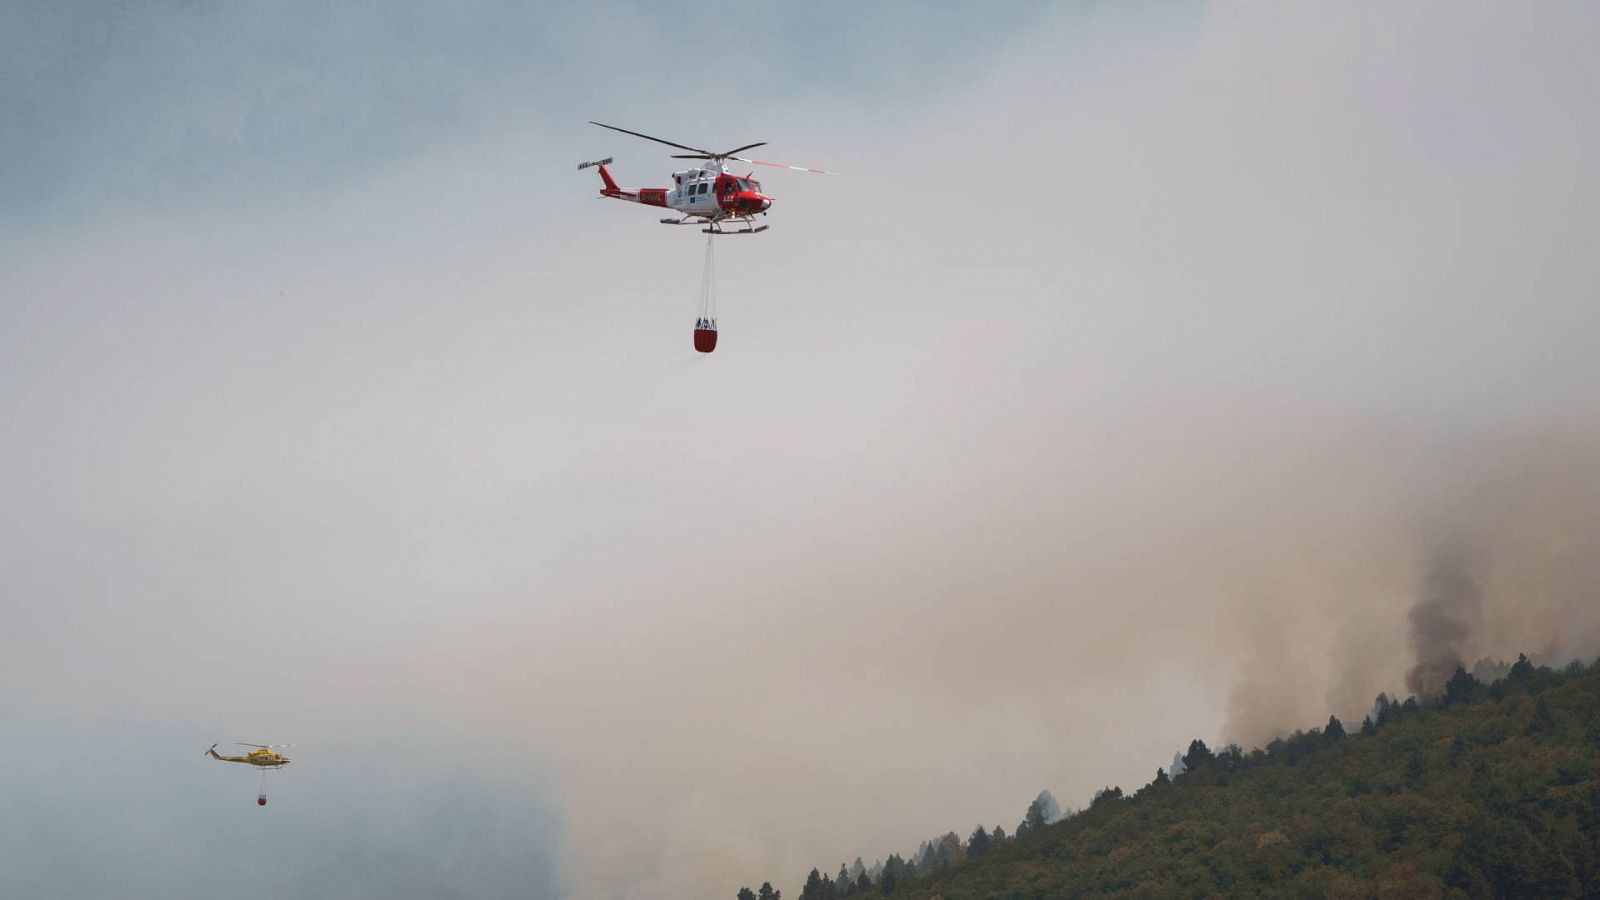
[694,326,717,354]
[258,795,268,806]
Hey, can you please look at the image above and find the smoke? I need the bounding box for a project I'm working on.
[4,2,1600,899]
[1218,429,1600,748]
[1406,550,1486,697]
[1034,790,1063,825]
[1395,428,1600,703]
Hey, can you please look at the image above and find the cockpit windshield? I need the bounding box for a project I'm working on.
[737,179,761,192]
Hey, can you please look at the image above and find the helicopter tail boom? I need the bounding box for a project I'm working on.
[204,744,253,764]
[579,157,671,208]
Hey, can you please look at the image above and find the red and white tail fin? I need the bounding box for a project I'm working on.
[577,158,618,193]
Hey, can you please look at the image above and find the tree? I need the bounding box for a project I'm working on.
[801,868,826,900]
[1360,715,1376,736]
[1526,697,1556,735]
[968,825,992,859]
[758,881,780,900]
[1091,786,1124,808]
[1183,739,1215,771]
[1325,715,1345,740]
[879,855,906,894]
[1445,667,1481,705]
[854,873,871,893]
[1219,744,1246,769]
[738,889,757,900]
[1510,652,1535,681]
[1152,767,1170,788]
[1374,692,1395,727]
[837,865,851,896]
[1018,797,1049,836]
[992,825,1007,843]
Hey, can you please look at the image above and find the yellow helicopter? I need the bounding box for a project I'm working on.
[205,743,292,805]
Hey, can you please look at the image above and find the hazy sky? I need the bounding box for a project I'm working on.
[4,2,1599,898]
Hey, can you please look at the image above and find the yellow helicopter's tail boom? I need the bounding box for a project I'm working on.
[204,744,251,763]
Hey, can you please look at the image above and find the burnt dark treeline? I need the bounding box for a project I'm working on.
[734,654,1600,899]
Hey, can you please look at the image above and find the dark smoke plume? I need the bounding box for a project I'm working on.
[1405,551,1485,697]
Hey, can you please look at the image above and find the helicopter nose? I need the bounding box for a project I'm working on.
[759,196,772,211]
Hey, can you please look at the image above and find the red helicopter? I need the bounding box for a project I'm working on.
[579,121,837,235]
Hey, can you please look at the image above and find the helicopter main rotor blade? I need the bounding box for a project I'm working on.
[720,142,767,157]
[671,144,769,162]
[732,156,842,176]
[589,122,711,156]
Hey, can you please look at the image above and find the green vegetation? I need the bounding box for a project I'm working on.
[737,655,1600,899]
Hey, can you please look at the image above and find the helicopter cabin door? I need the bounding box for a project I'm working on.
[688,171,713,214]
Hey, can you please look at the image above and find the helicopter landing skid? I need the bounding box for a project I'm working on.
[658,215,766,234]
[703,222,768,235]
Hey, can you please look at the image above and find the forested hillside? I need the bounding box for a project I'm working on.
[739,656,1600,899]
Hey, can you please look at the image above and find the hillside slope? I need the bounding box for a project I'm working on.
[809,659,1600,899]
